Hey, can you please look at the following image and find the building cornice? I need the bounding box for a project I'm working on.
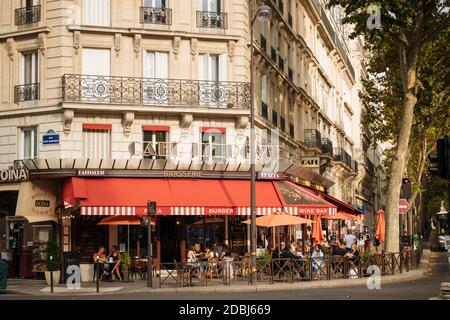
[0,27,51,40]
[67,25,241,42]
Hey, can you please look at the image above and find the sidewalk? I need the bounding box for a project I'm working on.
[1,250,433,297]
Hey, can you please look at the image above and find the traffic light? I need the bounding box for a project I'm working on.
[428,136,449,179]
[401,177,412,199]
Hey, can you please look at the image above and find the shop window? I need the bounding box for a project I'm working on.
[82,124,111,159]
[20,127,37,160]
[143,128,169,159]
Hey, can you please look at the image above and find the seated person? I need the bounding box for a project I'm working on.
[93,246,107,280]
[108,245,123,281]
[311,244,324,272]
[345,243,360,266]
[187,245,199,264]
[331,241,347,256]
[272,242,286,259]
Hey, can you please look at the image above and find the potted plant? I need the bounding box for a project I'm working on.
[121,251,131,282]
[44,231,61,286]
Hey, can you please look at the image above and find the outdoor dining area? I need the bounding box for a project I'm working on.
[151,212,423,288]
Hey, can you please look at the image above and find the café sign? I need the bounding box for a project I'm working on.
[0,168,28,183]
[301,157,320,168]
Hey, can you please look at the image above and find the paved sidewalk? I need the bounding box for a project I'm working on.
[1,250,435,297]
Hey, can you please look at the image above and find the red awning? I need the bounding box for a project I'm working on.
[62,178,337,216]
[316,190,364,216]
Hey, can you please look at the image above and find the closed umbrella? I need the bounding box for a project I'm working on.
[375,209,385,243]
[311,216,324,244]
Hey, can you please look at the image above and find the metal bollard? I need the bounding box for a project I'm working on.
[96,257,100,293]
[50,256,54,293]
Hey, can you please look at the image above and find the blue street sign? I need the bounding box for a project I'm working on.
[43,129,60,145]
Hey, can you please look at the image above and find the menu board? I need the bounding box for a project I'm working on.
[230,218,246,254]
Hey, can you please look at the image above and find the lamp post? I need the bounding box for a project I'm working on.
[249,2,272,285]
[147,201,156,288]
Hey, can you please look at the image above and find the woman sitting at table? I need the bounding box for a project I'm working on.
[311,244,324,279]
[92,246,108,280]
[108,245,123,281]
[187,245,199,265]
[345,243,360,265]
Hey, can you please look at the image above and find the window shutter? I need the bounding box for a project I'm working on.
[219,54,227,82]
[156,52,168,78]
[82,49,110,76]
[198,54,207,81]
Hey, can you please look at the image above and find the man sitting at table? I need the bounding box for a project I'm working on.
[93,246,108,281]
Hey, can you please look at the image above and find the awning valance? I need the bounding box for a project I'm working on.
[62,178,337,217]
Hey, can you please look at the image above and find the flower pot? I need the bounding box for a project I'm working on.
[45,271,61,286]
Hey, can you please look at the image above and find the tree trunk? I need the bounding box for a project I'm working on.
[384,60,419,253]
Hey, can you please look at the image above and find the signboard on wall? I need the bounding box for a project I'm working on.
[43,129,60,145]
[301,157,320,168]
[15,181,57,223]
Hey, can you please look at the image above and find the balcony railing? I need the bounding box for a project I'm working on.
[334,148,352,168]
[260,34,267,51]
[365,157,375,174]
[140,7,172,25]
[15,5,41,25]
[261,101,268,119]
[197,11,227,29]
[14,83,40,103]
[62,75,250,109]
[303,129,322,150]
[271,47,277,63]
[321,137,333,156]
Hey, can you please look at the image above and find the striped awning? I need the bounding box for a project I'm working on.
[63,178,337,217]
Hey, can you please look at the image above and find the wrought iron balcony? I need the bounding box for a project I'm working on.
[62,75,250,109]
[197,11,227,29]
[260,34,267,51]
[303,129,322,150]
[15,5,41,25]
[334,147,352,168]
[271,47,277,63]
[261,101,268,119]
[140,7,172,25]
[14,83,39,103]
[288,67,294,81]
[365,156,375,174]
[321,137,333,156]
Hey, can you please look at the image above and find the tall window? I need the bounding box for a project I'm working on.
[143,129,169,159]
[19,51,38,85]
[82,48,110,76]
[144,0,166,8]
[202,130,225,162]
[20,127,37,160]
[202,0,221,12]
[143,51,168,103]
[261,75,268,119]
[83,0,110,26]
[82,125,111,159]
[198,54,227,82]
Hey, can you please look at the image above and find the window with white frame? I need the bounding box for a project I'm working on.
[82,126,111,159]
[19,51,38,85]
[143,51,169,103]
[198,53,227,82]
[81,48,110,102]
[144,0,166,8]
[20,127,37,160]
[202,0,221,12]
[83,0,110,26]
[143,129,169,159]
[201,130,225,162]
